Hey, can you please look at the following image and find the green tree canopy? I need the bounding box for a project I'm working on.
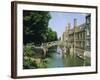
[23,10,58,45]
[46,27,58,42]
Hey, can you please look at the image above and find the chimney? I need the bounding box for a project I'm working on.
[74,18,77,27]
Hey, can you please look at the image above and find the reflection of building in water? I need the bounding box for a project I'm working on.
[61,14,91,59]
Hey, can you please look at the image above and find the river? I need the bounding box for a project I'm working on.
[46,46,90,68]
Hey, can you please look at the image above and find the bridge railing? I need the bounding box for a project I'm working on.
[41,41,59,48]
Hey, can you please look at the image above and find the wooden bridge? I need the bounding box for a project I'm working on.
[34,41,60,58]
[41,41,59,48]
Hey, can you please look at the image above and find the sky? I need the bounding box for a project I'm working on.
[48,12,88,38]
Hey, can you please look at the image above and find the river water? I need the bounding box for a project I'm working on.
[46,46,90,68]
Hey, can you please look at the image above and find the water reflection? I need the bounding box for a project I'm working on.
[46,46,90,68]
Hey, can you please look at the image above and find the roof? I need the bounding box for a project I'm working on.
[67,23,85,34]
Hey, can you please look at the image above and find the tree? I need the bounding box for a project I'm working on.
[23,10,51,45]
[23,10,58,45]
[46,27,58,42]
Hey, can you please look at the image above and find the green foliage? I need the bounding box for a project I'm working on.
[23,43,35,57]
[46,27,58,42]
[23,43,38,69]
[23,58,38,69]
[23,43,48,69]
[23,10,51,45]
[23,10,58,45]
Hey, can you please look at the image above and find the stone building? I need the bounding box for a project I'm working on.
[61,17,90,59]
[84,14,91,58]
[68,19,86,57]
[61,14,91,59]
[61,23,72,54]
[74,22,86,58]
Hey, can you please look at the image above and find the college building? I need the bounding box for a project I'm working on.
[61,14,91,59]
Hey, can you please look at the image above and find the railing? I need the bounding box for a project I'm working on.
[41,41,59,48]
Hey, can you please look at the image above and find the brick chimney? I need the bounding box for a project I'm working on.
[74,18,77,27]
